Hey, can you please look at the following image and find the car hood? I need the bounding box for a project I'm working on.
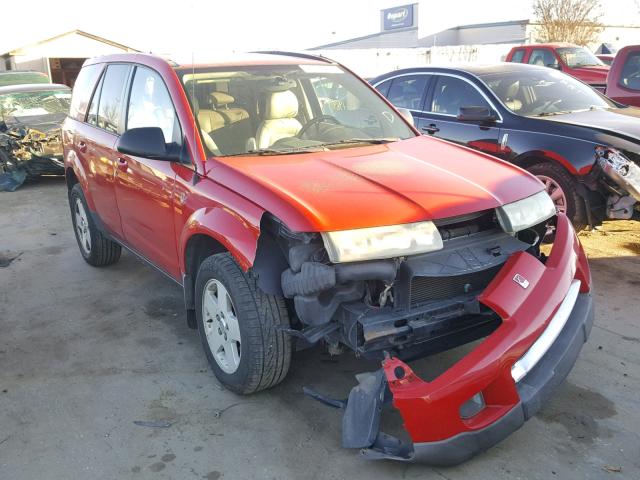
[210,136,544,232]
[574,65,609,75]
[544,107,640,144]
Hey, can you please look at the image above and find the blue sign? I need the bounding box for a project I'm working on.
[382,4,414,31]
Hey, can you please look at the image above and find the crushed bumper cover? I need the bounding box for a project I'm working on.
[321,214,594,465]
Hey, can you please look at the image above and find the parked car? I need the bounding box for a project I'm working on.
[506,43,609,91]
[0,83,70,191]
[597,54,615,66]
[0,70,50,87]
[63,52,593,465]
[372,63,640,228]
[605,45,640,107]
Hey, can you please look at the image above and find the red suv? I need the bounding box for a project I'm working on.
[507,43,609,90]
[605,45,640,107]
[63,52,593,465]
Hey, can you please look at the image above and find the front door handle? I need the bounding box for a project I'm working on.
[116,157,128,172]
[421,124,440,134]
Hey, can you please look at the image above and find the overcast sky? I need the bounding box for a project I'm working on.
[1,0,639,58]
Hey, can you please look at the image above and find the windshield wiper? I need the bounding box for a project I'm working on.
[316,137,399,148]
[222,145,327,157]
[535,110,574,117]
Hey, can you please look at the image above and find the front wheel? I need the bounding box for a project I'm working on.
[527,162,587,232]
[195,252,292,394]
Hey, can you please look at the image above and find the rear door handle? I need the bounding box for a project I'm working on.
[421,124,440,134]
[77,140,87,153]
[116,157,128,172]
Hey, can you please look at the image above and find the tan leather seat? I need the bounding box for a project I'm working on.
[256,90,302,149]
[210,92,249,124]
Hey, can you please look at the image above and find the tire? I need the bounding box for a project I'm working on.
[527,162,588,232]
[69,183,122,266]
[195,252,292,394]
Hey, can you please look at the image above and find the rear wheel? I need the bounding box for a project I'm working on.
[527,162,587,232]
[69,183,121,266]
[195,252,292,394]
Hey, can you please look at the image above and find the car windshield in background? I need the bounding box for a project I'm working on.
[0,72,49,87]
[0,89,72,123]
[557,47,604,68]
[480,69,614,117]
[178,64,415,157]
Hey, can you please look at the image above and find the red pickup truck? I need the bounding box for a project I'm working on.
[605,45,640,107]
[63,51,593,465]
[506,43,609,90]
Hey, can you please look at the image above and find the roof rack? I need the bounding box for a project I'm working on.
[251,50,335,64]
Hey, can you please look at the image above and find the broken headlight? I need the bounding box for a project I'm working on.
[596,146,640,201]
[495,190,556,234]
[321,221,443,263]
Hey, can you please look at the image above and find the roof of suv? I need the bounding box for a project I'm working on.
[84,52,334,71]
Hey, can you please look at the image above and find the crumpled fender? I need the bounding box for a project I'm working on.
[178,205,261,273]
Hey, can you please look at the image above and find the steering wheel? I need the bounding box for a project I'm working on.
[297,115,341,138]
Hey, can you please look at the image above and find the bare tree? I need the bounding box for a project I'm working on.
[533,0,604,45]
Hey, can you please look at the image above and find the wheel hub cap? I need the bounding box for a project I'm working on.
[537,174,567,214]
[202,279,241,374]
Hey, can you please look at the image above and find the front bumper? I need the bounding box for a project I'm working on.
[332,214,594,465]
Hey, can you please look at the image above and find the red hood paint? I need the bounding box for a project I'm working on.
[208,135,544,232]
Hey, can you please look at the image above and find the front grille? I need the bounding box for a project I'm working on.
[410,264,503,306]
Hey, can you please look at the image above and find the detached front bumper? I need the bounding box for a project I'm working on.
[334,214,594,465]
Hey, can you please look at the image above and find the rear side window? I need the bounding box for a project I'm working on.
[386,75,427,110]
[126,66,181,144]
[528,49,558,68]
[69,63,103,121]
[620,51,640,91]
[96,64,130,134]
[510,49,525,63]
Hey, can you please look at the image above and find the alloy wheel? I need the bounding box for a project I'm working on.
[202,279,241,374]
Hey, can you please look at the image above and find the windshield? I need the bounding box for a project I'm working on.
[0,72,49,87]
[178,63,415,156]
[480,68,614,117]
[557,47,604,68]
[0,89,71,123]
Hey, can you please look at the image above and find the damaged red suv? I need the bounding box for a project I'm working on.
[63,52,593,465]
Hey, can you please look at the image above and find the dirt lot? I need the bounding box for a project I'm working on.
[1,178,639,480]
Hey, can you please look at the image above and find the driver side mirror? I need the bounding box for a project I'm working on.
[457,106,497,123]
[396,107,415,125]
[116,127,180,161]
[547,63,562,70]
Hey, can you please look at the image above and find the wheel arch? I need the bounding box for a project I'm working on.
[513,150,580,175]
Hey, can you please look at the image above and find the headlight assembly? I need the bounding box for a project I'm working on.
[495,190,556,234]
[596,146,640,201]
[321,221,443,263]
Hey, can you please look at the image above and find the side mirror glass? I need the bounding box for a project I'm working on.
[457,106,496,123]
[116,127,180,161]
[396,107,415,125]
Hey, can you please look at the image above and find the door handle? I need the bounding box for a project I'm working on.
[421,124,440,134]
[116,157,128,172]
[77,140,87,153]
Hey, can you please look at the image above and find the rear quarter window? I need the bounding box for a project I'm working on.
[69,63,103,121]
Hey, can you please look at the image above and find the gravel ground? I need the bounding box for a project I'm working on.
[1,177,639,479]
